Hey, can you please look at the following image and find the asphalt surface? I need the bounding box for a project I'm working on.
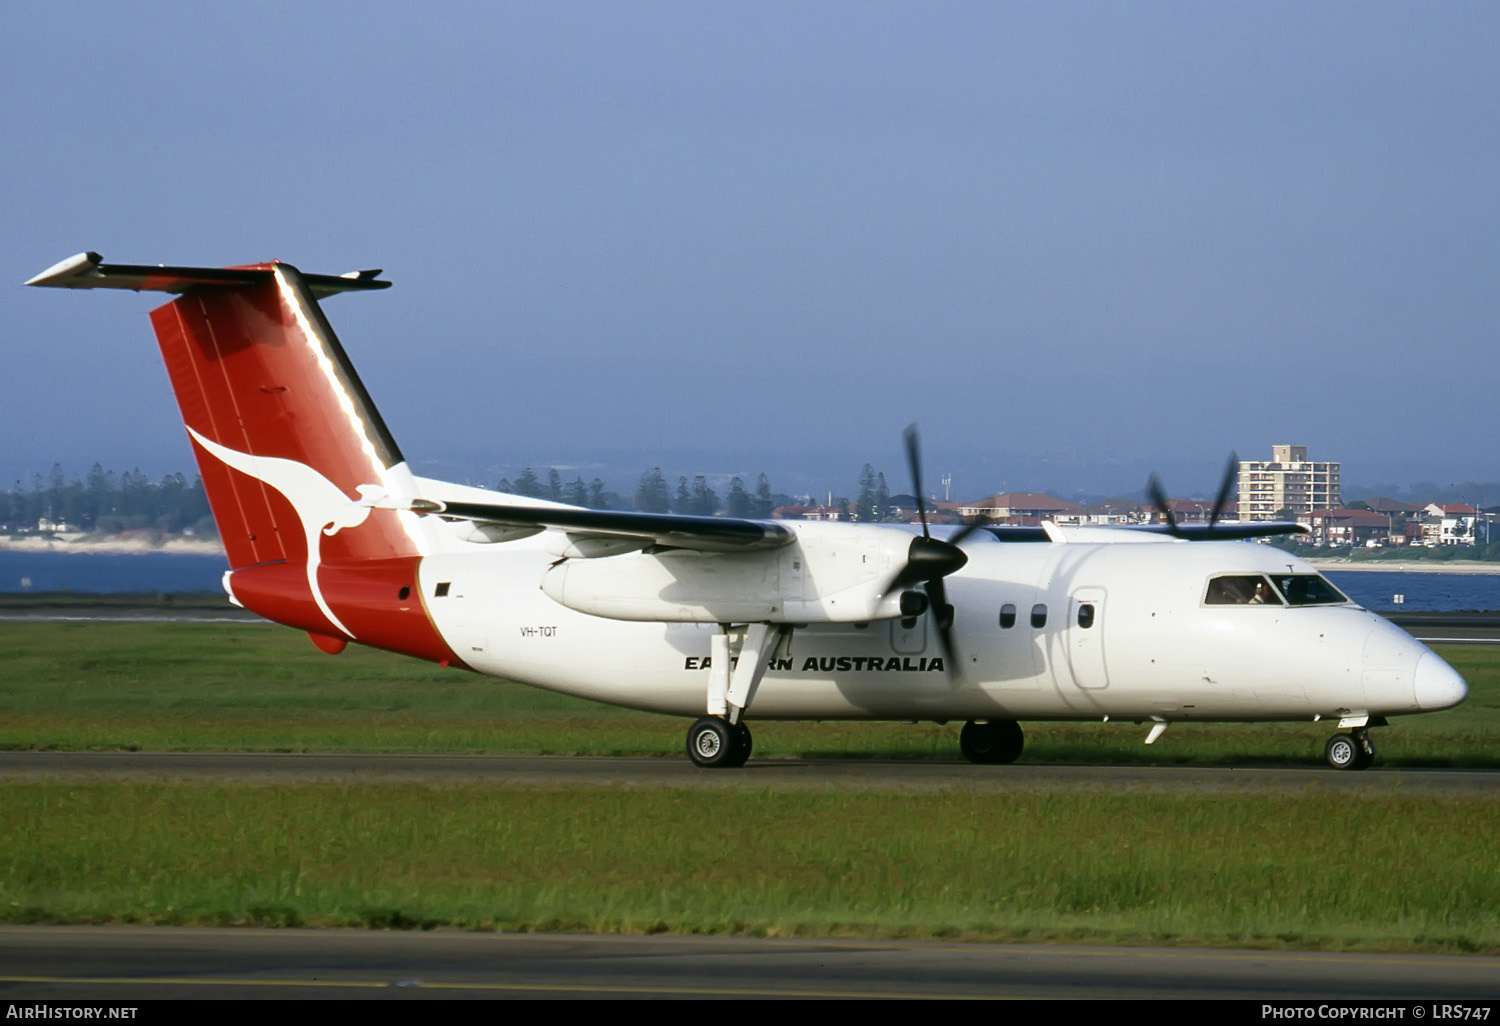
[3,750,1499,795]
[1386,611,1500,645]
[3,926,1498,1000]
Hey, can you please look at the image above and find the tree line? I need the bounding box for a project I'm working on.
[500,463,905,521]
[498,467,786,517]
[3,460,908,536]
[2,464,214,535]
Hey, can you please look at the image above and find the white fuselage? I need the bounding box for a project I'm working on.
[412,521,1465,724]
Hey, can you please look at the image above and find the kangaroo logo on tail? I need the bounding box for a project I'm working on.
[187,427,386,638]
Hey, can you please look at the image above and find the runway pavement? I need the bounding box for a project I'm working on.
[3,926,1499,1000]
[3,750,1498,795]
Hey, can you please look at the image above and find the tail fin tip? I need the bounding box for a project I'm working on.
[26,252,391,296]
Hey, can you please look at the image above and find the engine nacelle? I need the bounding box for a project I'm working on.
[540,521,920,623]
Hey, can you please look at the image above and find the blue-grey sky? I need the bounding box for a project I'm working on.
[5,2,1498,500]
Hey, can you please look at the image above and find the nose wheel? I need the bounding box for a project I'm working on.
[1325,728,1375,771]
[686,717,753,769]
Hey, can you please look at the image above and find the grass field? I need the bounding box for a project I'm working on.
[4,783,1498,951]
[1,619,1497,951]
[1,620,1497,765]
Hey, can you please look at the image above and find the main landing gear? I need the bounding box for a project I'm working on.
[686,717,753,769]
[959,719,1024,765]
[685,622,791,769]
[1324,726,1376,771]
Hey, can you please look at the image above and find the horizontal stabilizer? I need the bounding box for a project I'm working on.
[414,499,795,554]
[25,252,390,298]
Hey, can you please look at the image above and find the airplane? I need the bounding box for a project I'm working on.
[26,252,1469,771]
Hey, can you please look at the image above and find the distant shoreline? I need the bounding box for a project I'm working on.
[1308,560,1500,575]
[0,534,224,556]
[6,535,1500,575]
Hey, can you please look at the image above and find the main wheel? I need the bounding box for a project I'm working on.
[959,720,1024,765]
[1325,733,1373,771]
[686,717,739,768]
[723,722,753,768]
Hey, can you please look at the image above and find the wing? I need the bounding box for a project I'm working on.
[411,498,793,554]
[966,522,1308,544]
[1132,521,1309,541]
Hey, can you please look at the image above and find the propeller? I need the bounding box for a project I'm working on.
[1207,451,1239,530]
[883,425,980,674]
[1147,452,1239,538]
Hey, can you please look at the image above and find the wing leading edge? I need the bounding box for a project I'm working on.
[414,499,795,553]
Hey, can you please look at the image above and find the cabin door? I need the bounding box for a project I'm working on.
[1066,587,1109,690]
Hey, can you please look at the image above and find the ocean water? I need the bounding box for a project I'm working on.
[1322,571,1500,613]
[3,550,1498,612]
[0,550,228,595]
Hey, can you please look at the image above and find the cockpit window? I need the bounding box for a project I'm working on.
[1269,574,1349,606]
[1204,575,1284,606]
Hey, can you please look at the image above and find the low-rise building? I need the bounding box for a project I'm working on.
[1422,503,1479,546]
[1297,508,1396,547]
[956,492,1080,522]
[773,503,850,522]
[1156,498,1239,525]
[1363,496,1423,517]
[1053,499,1145,527]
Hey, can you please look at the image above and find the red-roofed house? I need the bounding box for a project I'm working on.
[956,492,1080,523]
[773,503,850,522]
[1296,508,1396,547]
[1156,498,1240,525]
[1364,496,1423,516]
[1053,499,1145,526]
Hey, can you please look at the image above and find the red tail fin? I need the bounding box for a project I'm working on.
[29,254,459,664]
[147,263,417,570]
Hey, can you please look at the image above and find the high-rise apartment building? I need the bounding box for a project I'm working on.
[1238,445,1341,521]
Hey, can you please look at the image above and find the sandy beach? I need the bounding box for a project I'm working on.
[1308,559,1500,575]
[5,533,1499,573]
[0,534,225,556]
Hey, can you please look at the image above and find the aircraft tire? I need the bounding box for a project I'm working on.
[1324,733,1373,771]
[723,722,753,768]
[686,717,740,768]
[959,720,1024,765]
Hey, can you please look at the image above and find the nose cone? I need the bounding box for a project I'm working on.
[1415,652,1468,711]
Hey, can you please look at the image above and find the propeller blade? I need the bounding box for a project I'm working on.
[947,513,992,548]
[903,423,930,539]
[1146,474,1183,538]
[923,576,961,678]
[897,424,964,680]
[1208,451,1239,531]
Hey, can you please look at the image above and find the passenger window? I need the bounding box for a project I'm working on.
[999,603,1016,629]
[1031,604,1048,628]
[1077,603,1095,629]
[1204,575,1282,606]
